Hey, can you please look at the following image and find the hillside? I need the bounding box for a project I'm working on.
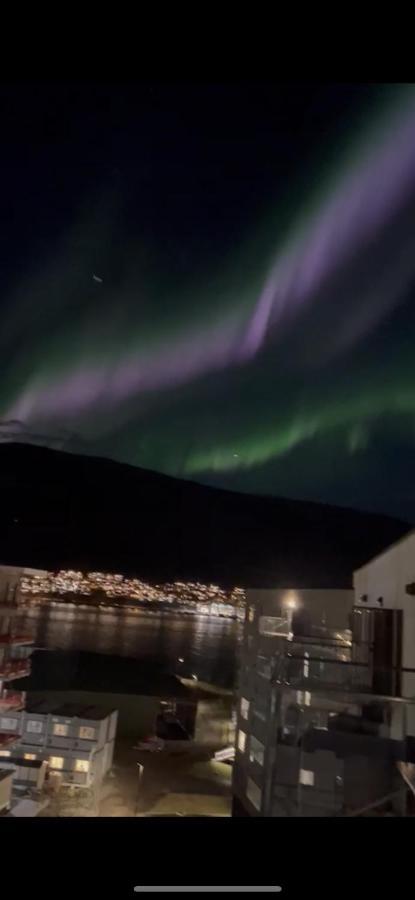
[0,442,409,588]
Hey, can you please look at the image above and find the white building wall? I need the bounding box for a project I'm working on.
[354,531,415,671]
[0,770,13,812]
[354,531,415,734]
[103,739,115,774]
[91,746,106,782]
[108,711,118,742]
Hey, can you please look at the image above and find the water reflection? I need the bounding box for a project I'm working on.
[17,603,241,686]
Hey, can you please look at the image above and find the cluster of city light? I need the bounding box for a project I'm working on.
[20,569,246,616]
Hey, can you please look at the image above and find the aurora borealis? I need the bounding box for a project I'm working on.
[1,83,415,519]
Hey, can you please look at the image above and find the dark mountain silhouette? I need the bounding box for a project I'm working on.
[0,420,72,450]
[0,442,409,588]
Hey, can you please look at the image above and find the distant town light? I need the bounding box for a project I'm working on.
[20,568,246,619]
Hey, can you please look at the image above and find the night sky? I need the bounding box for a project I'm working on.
[1,82,415,520]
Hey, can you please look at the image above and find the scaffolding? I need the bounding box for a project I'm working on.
[262,630,415,817]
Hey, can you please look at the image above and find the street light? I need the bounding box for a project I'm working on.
[135,763,144,816]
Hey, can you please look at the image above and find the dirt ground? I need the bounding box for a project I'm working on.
[98,738,232,817]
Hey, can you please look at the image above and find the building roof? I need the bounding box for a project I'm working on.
[25,697,115,720]
[51,703,114,720]
[8,757,45,769]
[354,528,415,573]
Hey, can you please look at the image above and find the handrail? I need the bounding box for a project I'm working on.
[0,633,33,645]
[283,653,415,674]
[0,660,31,678]
[0,733,19,747]
[0,690,26,709]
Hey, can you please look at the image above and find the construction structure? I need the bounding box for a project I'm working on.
[233,582,415,817]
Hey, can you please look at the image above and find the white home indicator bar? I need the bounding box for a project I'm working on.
[134,888,282,893]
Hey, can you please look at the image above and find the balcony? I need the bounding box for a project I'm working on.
[0,633,33,647]
[259,616,292,638]
[279,654,373,693]
[0,660,31,681]
[0,732,19,749]
[0,690,26,712]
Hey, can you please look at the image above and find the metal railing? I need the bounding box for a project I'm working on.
[259,616,291,637]
[279,655,373,692]
[0,690,26,711]
[255,657,273,680]
[0,659,31,680]
[0,633,33,646]
[287,639,352,662]
[0,732,19,748]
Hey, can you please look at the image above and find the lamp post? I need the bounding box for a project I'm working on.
[135,763,144,816]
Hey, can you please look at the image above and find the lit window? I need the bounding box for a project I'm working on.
[74,758,89,773]
[79,726,95,740]
[0,717,18,731]
[49,756,64,770]
[26,719,43,734]
[53,723,69,736]
[246,776,261,811]
[24,753,36,760]
[237,730,246,753]
[296,690,312,707]
[249,735,265,767]
[0,750,11,757]
[240,698,250,720]
[248,606,255,623]
[299,768,314,786]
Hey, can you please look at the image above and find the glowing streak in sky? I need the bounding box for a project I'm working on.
[243,91,415,355]
[5,87,415,479]
[185,378,415,474]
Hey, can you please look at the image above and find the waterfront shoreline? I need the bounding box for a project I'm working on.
[18,595,244,621]
[14,604,241,689]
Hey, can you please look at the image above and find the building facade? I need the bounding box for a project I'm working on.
[232,584,415,817]
[0,565,33,812]
[0,769,13,814]
[0,701,118,788]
